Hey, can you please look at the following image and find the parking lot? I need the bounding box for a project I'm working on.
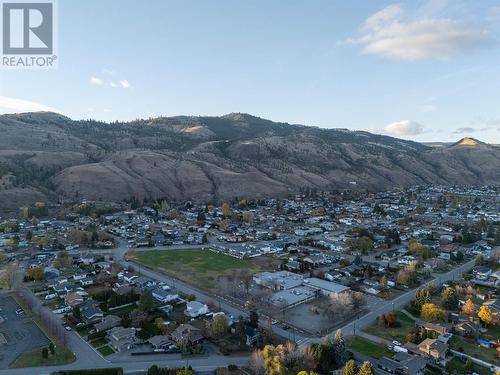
[0,295,50,369]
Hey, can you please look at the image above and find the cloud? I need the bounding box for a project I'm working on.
[90,76,104,86]
[383,120,425,136]
[90,75,132,89]
[0,96,60,114]
[119,80,131,89]
[342,3,489,60]
[454,127,486,134]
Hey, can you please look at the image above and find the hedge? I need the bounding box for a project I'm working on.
[52,368,123,375]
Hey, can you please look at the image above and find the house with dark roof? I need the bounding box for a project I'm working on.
[106,327,136,352]
[79,299,104,324]
[171,324,203,346]
[94,315,121,332]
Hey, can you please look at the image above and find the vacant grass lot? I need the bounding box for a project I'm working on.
[446,357,490,375]
[363,311,415,342]
[348,336,393,359]
[129,249,262,291]
[449,336,499,365]
[10,346,75,368]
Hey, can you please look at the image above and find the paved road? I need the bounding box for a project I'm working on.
[297,258,476,346]
[0,242,475,374]
[0,354,249,375]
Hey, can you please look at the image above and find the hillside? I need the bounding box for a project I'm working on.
[0,112,498,211]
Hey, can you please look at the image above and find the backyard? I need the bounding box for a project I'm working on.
[128,249,263,290]
[449,336,499,365]
[10,346,75,368]
[363,311,415,342]
[348,336,393,359]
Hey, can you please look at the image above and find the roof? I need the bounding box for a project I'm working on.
[148,335,174,347]
[303,278,350,293]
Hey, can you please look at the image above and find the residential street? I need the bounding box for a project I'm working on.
[0,241,476,374]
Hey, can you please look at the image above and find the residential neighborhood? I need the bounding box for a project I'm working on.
[0,185,498,374]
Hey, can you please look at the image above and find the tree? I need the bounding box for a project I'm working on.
[357,361,375,375]
[49,342,55,355]
[26,266,44,281]
[413,288,431,311]
[420,303,446,322]
[379,275,388,290]
[147,365,159,375]
[242,211,254,223]
[41,347,49,359]
[380,312,396,328]
[465,359,474,373]
[478,305,493,325]
[441,287,459,310]
[53,250,72,269]
[176,370,194,375]
[249,349,265,375]
[249,310,259,328]
[139,290,154,312]
[261,345,285,375]
[341,360,358,375]
[462,299,475,315]
[222,202,232,217]
[333,329,348,367]
[207,315,229,339]
[73,306,81,320]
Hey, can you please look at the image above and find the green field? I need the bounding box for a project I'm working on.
[363,311,415,342]
[129,249,262,291]
[348,336,393,359]
[10,346,75,368]
[446,357,490,375]
[449,336,499,365]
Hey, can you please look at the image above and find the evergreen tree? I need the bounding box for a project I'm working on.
[333,329,348,366]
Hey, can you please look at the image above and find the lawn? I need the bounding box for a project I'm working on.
[449,336,499,365]
[128,249,263,290]
[107,304,136,317]
[446,357,491,375]
[90,338,108,348]
[348,336,393,359]
[10,346,75,368]
[363,311,415,343]
[97,345,115,356]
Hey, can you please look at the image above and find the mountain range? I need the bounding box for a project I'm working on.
[0,111,498,212]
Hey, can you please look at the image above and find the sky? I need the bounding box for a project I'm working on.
[0,0,499,143]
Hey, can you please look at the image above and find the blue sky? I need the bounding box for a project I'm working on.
[1,0,499,143]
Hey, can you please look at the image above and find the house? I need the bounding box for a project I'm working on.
[418,322,450,336]
[392,352,427,375]
[244,326,260,346]
[80,278,94,286]
[73,273,87,281]
[65,292,84,307]
[148,335,175,350]
[171,324,203,345]
[151,288,179,303]
[134,276,156,289]
[79,299,104,324]
[106,327,136,352]
[417,338,448,362]
[473,266,492,280]
[94,315,121,332]
[453,321,479,337]
[185,301,208,318]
